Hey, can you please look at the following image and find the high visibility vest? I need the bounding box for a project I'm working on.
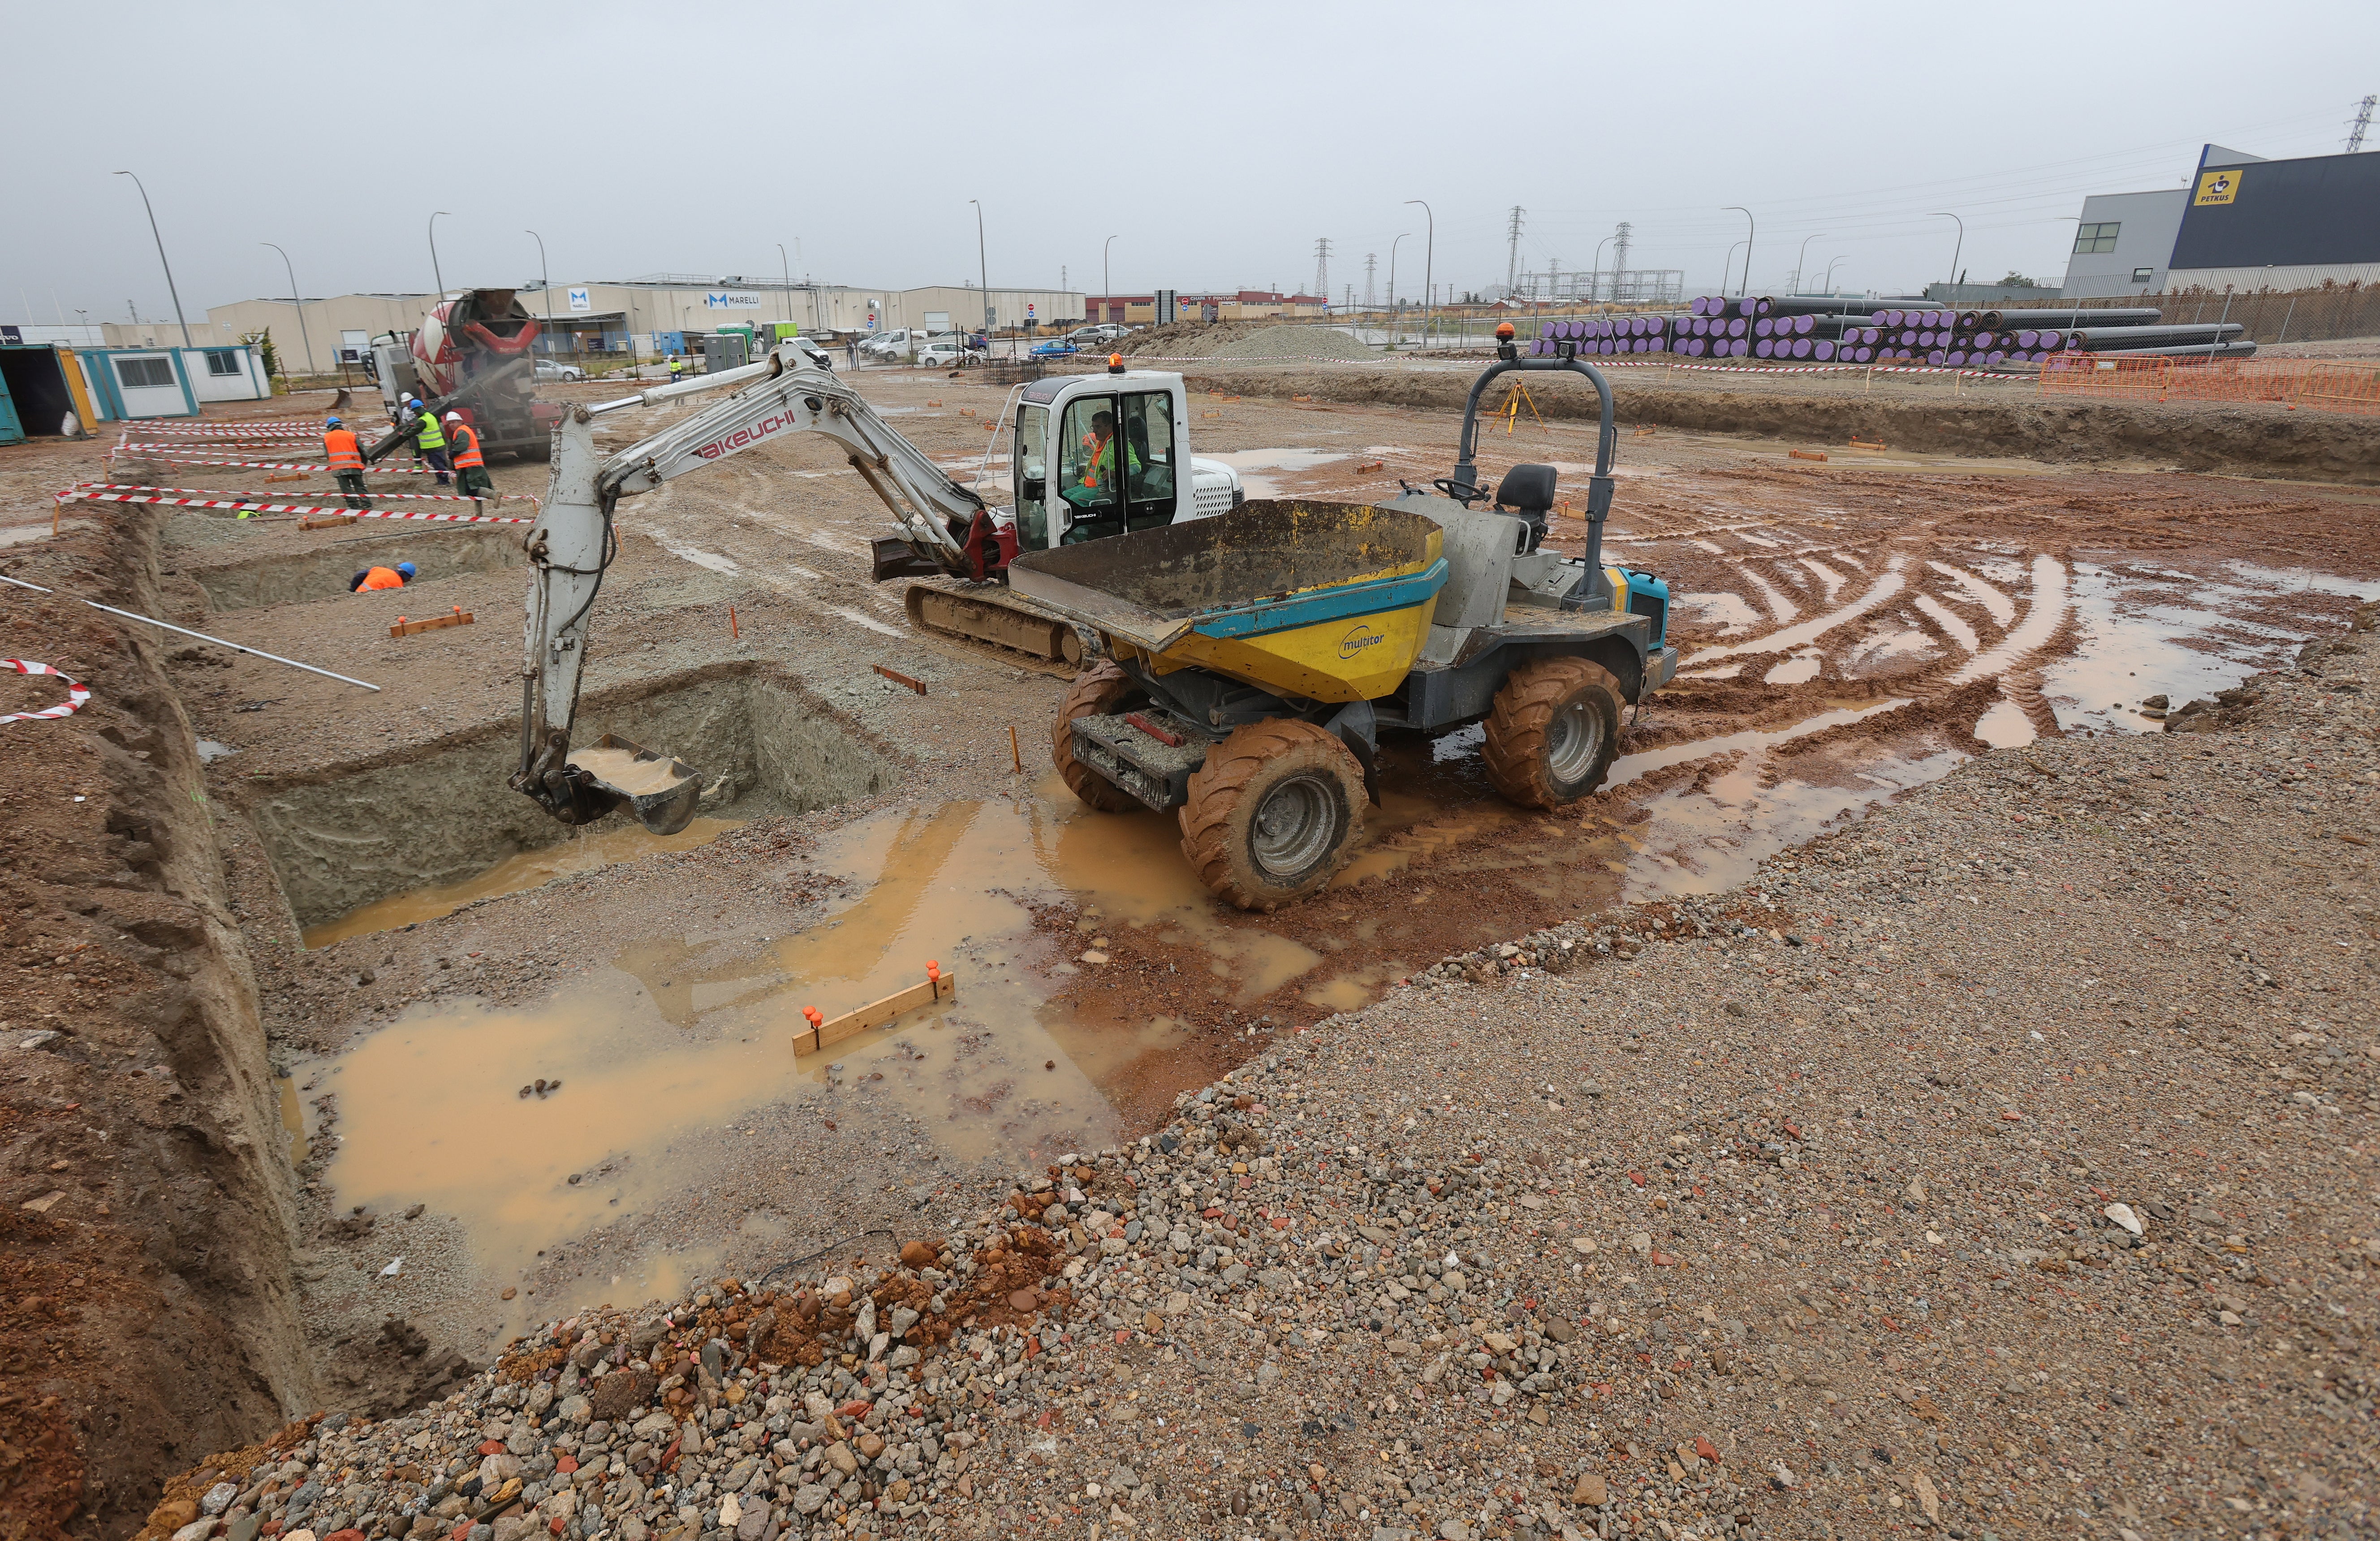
[1082,434,1138,490]
[449,424,484,469]
[412,411,445,450]
[323,428,363,470]
[358,566,406,591]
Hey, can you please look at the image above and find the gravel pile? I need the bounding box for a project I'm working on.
[1203,327,1378,363]
[136,619,2380,1541]
[1111,323,1376,362]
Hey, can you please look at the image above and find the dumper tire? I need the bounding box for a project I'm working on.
[1482,656,1625,809]
[1053,662,1145,814]
[1179,720,1367,912]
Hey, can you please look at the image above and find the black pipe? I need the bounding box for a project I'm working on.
[1988,306,2162,330]
[2064,323,2244,348]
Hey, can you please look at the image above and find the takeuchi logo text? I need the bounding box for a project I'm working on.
[694,410,802,459]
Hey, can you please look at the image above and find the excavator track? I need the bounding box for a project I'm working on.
[904,579,1086,676]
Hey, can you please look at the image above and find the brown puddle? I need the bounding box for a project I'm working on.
[301,816,745,948]
[307,707,1983,1319]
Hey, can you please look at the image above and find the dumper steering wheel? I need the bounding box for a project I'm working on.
[1433,477,1487,506]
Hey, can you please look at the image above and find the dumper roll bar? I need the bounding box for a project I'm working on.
[1445,351,1619,578]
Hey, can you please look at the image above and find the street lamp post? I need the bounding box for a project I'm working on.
[776,243,792,332]
[1387,233,1411,349]
[526,230,552,363]
[1724,241,1746,297]
[1792,232,1826,295]
[1723,207,1755,297]
[1590,235,1614,306]
[428,211,451,298]
[1824,255,1850,293]
[1405,200,1433,348]
[260,242,317,380]
[970,200,992,335]
[113,171,191,346]
[1103,235,1118,325]
[1932,212,1965,300]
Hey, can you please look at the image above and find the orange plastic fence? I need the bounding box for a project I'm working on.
[2039,354,2380,417]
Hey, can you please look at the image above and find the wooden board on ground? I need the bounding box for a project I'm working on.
[300,513,358,531]
[793,970,957,1055]
[391,609,474,638]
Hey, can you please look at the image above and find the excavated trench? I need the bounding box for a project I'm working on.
[163,518,526,611]
[236,666,895,935]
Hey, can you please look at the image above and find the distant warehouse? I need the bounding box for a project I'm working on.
[2063,142,2380,297]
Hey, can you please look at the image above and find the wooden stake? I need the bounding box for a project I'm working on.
[873,664,927,695]
[729,604,739,639]
[1009,723,1022,773]
[791,965,958,1055]
[390,607,473,638]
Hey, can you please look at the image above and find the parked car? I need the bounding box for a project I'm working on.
[1067,323,1127,344]
[534,359,586,382]
[789,336,836,371]
[1029,340,1079,358]
[915,342,964,367]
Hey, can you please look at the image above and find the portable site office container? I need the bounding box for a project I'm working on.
[74,346,271,422]
[0,344,104,444]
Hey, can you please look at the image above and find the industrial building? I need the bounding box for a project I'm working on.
[166,280,1086,370]
[2062,142,2380,297]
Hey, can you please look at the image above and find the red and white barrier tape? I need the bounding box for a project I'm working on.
[54,490,533,525]
[0,659,91,723]
[133,423,347,439]
[62,482,537,510]
[107,445,455,476]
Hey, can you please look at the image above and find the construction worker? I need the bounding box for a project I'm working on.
[323,416,371,510]
[405,396,452,486]
[667,355,684,384]
[348,561,416,593]
[1065,409,1139,510]
[444,412,494,502]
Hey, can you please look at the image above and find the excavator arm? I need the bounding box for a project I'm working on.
[513,341,995,832]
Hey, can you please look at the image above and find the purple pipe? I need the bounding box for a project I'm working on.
[1946,350,1967,366]
[1792,337,1813,358]
[1755,339,1774,358]
[1813,340,1834,361]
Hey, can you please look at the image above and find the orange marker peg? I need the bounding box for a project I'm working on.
[927,960,941,984]
[802,1006,823,1029]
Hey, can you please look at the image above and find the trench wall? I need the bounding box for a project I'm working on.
[242,669,894,929]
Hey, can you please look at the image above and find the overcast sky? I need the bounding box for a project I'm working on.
[6,0,2375,327]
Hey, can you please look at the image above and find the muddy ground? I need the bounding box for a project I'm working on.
[1,360,2376,1538]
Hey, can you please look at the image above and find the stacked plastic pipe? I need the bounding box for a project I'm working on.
[1528,315,1679,357]
[1523,296,2255,367]
[1683,296,2255,366]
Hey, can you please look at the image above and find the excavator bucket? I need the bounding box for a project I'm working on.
[565,734,703,836]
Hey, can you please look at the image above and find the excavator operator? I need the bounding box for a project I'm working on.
[1062,410,1139,514]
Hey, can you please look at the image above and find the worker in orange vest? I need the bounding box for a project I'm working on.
[323,416,371,509]
[444,412,494,503]
[348,561,415,593]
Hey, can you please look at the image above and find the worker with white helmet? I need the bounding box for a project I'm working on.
[445,412,494,503]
